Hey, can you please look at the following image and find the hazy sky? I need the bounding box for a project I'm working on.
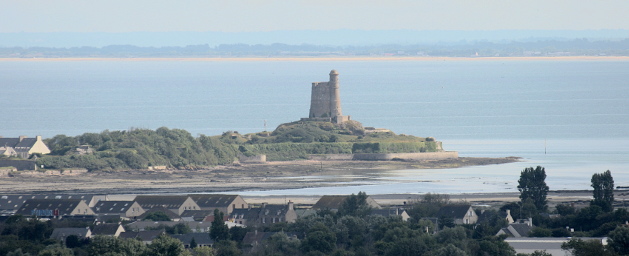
[3,0,629,33]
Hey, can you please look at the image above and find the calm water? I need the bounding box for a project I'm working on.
[1,59,628,194]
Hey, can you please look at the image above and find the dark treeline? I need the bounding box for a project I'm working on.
[2,38,629,58]
[37,127,239,171]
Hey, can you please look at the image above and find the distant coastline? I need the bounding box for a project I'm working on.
[1,56,629,62]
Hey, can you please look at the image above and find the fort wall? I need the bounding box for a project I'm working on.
[308,151,458,161]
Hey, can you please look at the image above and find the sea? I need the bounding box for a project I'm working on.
[1,59,628,195]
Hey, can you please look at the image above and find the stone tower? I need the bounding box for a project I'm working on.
[306,70,350,124]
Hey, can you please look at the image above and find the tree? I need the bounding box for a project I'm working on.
[338,191,372,217]
[210,209,229,242]
[88,236,148,256]
[146,234,187,256]
[517,166,549,212]
[143,211,171,221]
[561,238,614,256]
[591,170,614,212]
[37,245,73,256]
[607,226,629,255]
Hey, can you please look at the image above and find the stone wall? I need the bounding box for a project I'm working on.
[308,154,354,161]
[352,151,459,161]
[308,151,458,161]
[0,160,37,171]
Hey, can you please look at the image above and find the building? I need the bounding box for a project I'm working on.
[50,227,91,242]
[302,70,350,124]
[371,208,411,221]
[134,195,199,215]
[91,223,125,237]
[187,194,248,215]
[505,237,608,256]
[92,200,145,220]
[0,136,51,159]
[230,202,298,227]
[496,218,535,237]
[16,199,95,217]
[436,204,478,225]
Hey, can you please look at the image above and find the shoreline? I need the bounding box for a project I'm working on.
[1,157,518,195]
[1,56,629,62]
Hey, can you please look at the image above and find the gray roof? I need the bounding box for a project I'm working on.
[231,208,262,221]
[16,199,85,216]
[50,228,90,240]
[93,201,138,214]
[91,224,123,236]
[437,204,472,218]
[0,194,95,211]
[119,230,165,242]
[171,233,214,246]
[312,195,348,210]
[188,194,240,208]
[501,223,534,237]
[181,210,215,221]
[134,195,190,209]
[0,138,37,150]
[260,204,289,217]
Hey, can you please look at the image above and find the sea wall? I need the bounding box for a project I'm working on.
[0,160,37,171]
[352,151,458,161]
[308,151,458,161]
[308,154,354,161]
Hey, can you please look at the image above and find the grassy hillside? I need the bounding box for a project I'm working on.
[36,121,439,170]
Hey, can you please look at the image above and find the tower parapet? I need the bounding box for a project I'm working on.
[304,70,350,124]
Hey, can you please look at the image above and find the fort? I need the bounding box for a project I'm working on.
[301,70,351,124]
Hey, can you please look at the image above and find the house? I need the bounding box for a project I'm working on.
[436,204,478,224]
[126,221,212,233]
[180,210,216,222]
[134,195,200,215]
[92,201,145,219]
[229,202,297,227]
[497,218,534,237]
[91,223,125,237]
[0,136,51,159]
[50,227,92,242]
[187,194,248,215]
[16,199,95,217]
[119,230,165,244]
[371,208,411,221]
[259,202,297,225]
[0,194,104,213]
[171,233,214,248]
[505,237,608,256]
[311,195,381,211]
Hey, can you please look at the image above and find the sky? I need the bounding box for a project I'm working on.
[3,0,629,33]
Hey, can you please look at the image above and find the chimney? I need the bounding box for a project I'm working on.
[261,202,267,208]
[288,201,294,211]
[19,136,27,142]
[36,135,42,141]
[528,217,533,227]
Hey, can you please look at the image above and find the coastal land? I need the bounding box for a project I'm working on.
[6,156,626,209]
[1,157,519,195]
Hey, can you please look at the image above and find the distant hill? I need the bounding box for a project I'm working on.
[2,29,627,48]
